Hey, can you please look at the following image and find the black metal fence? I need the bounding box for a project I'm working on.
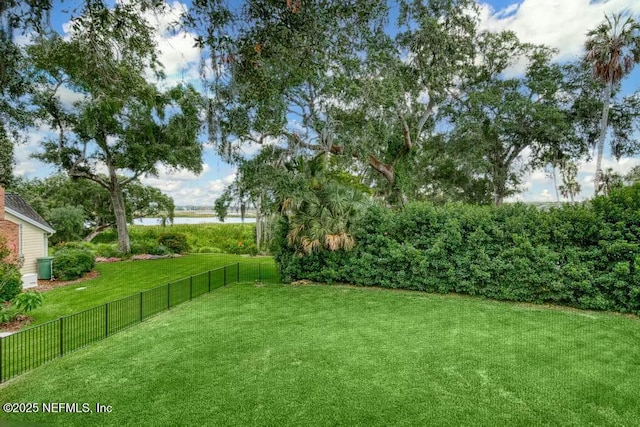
[0,262,279,383]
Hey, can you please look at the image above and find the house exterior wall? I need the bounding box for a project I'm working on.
[5,212,47,275]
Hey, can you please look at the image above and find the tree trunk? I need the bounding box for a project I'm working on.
[492,164,507,206]
[552,166,560,203]
[255,196,262,252]
[593,80,613,196]
[493,188,503,206]
[108,164,131,253]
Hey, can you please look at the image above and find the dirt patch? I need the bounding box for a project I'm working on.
[37,270,100,292]
[0,314,33,333]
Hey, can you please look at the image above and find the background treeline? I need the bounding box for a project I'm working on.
[275,184,640,314]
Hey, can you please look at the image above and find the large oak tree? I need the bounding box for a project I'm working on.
[29,22,203,253]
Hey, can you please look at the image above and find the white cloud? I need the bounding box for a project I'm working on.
[478,0,640,61]
[14,140,45,177]
[143,163,210,182]
[141,1,201,84]
[539,189,553,201]
[529,169,548,183]
[141,178,183,193]
[223,172,236,185]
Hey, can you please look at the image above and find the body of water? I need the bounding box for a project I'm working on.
[134,217,256,226]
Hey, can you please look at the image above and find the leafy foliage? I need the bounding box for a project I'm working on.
[0,236,22,302]
[28,20,203,253]
[276,184,640,314]
[0,263,22,302]
[157,233,190,255]
[95,224,258,256]
[52,248,95,281]
[47,205,85,245]
[14,291,43,313]
[10,173,175,243]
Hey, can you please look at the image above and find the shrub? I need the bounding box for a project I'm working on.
[0,304,19,324]
[94,243,123,259]
[0,263,22,302]
[157,232,189,254]
[14,291,43,312]
[53,248,95,281]
[275,189,640,315]
[196,247,222,254]
[222,241,258,256]
[91,230,117,244]
[0,235,22,302]
[131,239,171,255]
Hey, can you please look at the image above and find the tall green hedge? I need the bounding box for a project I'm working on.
[275,184,640,314]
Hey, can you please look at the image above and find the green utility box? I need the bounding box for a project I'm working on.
[37,257,54,280]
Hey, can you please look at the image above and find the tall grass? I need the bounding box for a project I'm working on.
[92,223,257,254]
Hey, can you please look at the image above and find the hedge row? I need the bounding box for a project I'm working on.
[275,184,640,314]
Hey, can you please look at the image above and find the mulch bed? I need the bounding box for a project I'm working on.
[0,314,33,333]
[36,270,100,292]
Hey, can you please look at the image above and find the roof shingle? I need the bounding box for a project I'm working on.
[5,193,54,232]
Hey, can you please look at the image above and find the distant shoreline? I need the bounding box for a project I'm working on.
[134,216,256,225]
[171,214,256,219]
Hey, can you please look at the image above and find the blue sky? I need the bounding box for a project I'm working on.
[13,0,640,206]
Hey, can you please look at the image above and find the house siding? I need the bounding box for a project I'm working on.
[5,212,48,275]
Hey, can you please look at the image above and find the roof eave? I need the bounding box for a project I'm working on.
[5,207,56,234]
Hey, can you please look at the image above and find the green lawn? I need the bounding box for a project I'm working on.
[1,281,639,426]
[27,254,276,325]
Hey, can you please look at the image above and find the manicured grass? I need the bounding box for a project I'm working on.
[28,254,276,325]
[1,282,639,425]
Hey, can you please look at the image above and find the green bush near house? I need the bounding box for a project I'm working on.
[52,248,96,280]
[0,262,22,302]
[0,235,22,301]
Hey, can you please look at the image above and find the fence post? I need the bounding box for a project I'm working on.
[59,317,64,356]
[190,276,193,300]
[208,270,211,292]
[259,263,261,282]
[237,263,240,283]
[139,292,143,322]
[105,303,109,338]
[0,336,3,383]
[224,266,227,286]
[167,283,171,309]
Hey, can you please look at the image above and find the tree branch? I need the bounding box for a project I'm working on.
[398,111,412,152]
[368,154,395,184]
[415,96,437,140]
[68,169,109,188]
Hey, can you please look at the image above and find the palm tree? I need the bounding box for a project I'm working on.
[584,12,640,196]
[280,154,368,255]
